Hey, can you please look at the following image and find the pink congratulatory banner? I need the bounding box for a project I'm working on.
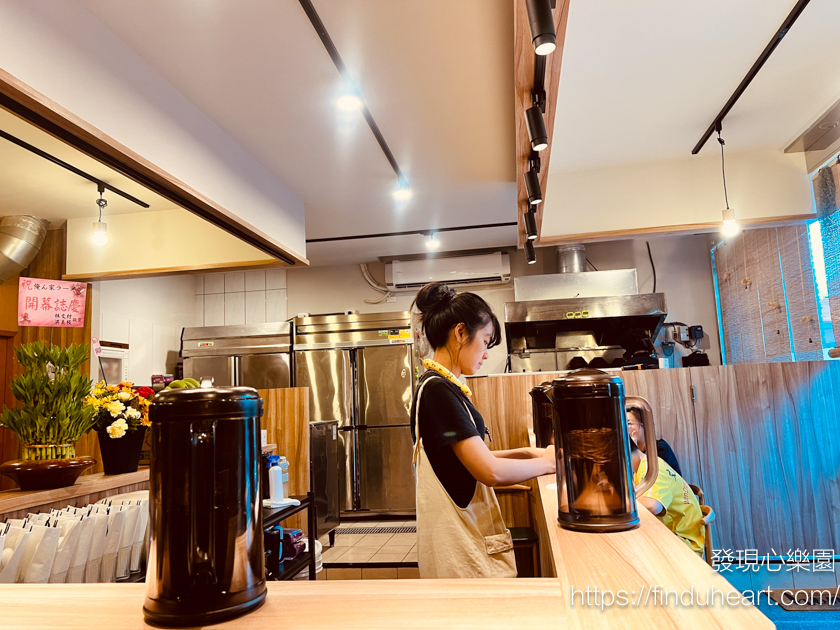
[18,278,87,328]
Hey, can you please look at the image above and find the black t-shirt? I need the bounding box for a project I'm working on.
[410,372,485,509]
[656,439,683,478]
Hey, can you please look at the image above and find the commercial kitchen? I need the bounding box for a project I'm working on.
[1,1,839,628]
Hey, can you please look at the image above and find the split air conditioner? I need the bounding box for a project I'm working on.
[385,252,511,292]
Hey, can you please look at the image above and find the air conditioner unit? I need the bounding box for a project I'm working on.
[385,252,511,292]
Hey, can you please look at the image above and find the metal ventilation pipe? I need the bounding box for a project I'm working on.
[0,215,49,282]
[555,244,586,274]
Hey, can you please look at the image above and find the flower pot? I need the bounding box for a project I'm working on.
[0,456,95,490]
[97,426,147,475]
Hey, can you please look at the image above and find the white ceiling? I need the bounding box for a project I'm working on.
[550,0,840,172]
[0,106,177,225]
[77,0,517,266]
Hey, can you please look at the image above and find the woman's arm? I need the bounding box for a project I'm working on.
[451,437,555,486]
[492,447,545,459]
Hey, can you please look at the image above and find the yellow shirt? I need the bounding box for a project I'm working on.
[634,457,705,556]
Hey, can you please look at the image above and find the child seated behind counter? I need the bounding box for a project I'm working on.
[630,440,705,556]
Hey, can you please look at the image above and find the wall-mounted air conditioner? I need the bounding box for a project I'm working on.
[385,252,511,292]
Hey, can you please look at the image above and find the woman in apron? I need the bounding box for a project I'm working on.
[410,282,556,578]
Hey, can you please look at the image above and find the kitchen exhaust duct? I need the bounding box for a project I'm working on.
[0,215,49,283]
[555,244,586,274]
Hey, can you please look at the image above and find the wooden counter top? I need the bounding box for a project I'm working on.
[0,469,149,519]
[533,474,774,628]
[0,473,773,629]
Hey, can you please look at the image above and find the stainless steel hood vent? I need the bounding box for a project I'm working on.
[504,294,667,372]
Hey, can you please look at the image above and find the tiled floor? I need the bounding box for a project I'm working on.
[322,520,417,565]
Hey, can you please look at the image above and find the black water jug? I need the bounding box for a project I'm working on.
[143,387,266,626]
[552,369,658,533]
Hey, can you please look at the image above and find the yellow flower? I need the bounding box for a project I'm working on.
[106,419,127,438]
[104,401,125,418]
[117,391,132,402]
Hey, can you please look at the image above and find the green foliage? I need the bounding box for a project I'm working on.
[0,341,96,455]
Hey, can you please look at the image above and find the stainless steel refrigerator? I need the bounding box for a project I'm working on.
[181,322,292,389]
[293,312,415,515]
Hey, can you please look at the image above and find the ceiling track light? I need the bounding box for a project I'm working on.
[524,209,538,240]
[524,239,537,265]
[524,152,542,205]
[526,0,556,56]
[425,232,440,250]
[525,105,548,152]
[716,125,740,238]
[92,183,109,246]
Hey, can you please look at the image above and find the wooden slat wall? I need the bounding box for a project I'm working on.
[778,225,823,361]
[0,227,96,488]
[258,387,309,531]
[691,362,840,556]
[715,226,823,364]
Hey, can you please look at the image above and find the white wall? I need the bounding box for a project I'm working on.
[91,275,197,385]
[0,0,306,260]
[542,150,815,239]
[194,269,287,327]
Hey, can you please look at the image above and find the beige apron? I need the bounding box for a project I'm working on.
[412,376,517,579]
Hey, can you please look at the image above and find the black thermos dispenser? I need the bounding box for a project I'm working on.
[144,387,267,626]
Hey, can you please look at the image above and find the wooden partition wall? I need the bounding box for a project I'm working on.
[470,363,840,558]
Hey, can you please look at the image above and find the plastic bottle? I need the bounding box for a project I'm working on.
[278,456,290,499]
[267,455,285,502]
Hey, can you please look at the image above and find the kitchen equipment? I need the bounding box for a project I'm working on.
[310,421,340,539]
[181,322,291,389]
[293,312,415,516]
[143,387,266,626]
[504,294,667,372]
[551,369,658,532]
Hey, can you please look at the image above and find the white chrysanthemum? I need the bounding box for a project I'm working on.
[117,392,132,402]
[125,408,141,420]
[104,401,125,418]
[106,421,126,438]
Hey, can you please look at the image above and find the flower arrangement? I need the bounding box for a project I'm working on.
[85,382,153,439]
[0,341,96,460]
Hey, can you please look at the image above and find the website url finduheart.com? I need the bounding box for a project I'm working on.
[570,584,840,610]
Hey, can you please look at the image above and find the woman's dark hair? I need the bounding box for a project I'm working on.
[626,406,643,422]
[412,282,501,351]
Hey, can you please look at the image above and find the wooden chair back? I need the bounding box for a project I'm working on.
[700,504,715,568]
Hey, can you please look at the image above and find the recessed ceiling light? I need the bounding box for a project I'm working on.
[337,93,363,112]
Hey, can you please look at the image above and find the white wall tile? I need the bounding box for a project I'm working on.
[265,268,287,290]
[204,293,225,326]
[205,273,225,294]
[225,271,245,293]
[128,319,154,385]
[224,292,245,325]
[245,291,267,324]
[101,312,131,344]
[152,324,182,375]
[266,289,287,322]
[194,274,205,295]
[245,269,266,291]
[194,295,204,327]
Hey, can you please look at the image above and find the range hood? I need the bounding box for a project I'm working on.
[504,294,667,372]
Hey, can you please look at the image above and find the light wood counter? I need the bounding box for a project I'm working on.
[0,469,149,521]
[533,474,774,628]
[0,475,774,629]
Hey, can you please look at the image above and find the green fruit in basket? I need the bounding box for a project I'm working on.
[168,380,186,389]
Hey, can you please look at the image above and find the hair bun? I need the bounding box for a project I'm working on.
[413,282,457,315]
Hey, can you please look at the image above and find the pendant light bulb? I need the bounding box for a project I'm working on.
[393,182,412,202]
[92,221,109,246]
[526,0,556,56]
[336,92,363,112]
[426,232,440,250]
[721,208,740,237]
[524,239,537,264]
